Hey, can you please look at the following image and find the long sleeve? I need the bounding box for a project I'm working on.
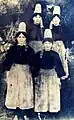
[32,51,40,78]
[2,47,14,72]
[27,46,35,75]
[54,52,66,78]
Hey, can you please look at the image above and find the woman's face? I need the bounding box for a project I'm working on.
[17,33,26,45]
[33,14,42,25]
[52,16,60,26]
[43,41,52,51]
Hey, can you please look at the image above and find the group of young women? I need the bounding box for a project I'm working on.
[2,3,69,120]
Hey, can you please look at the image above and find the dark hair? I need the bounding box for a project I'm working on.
[32,13,42,18]
[14,32,28,44]
[42,38,53,44]
[15,32,27,38]
[51,14,61,21]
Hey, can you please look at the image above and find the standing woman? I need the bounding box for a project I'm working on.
[2,22,34,120]
[29,3,44,53]
[49,5,69,79]
[33,29,66,119]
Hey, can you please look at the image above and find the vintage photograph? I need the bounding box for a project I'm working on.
[0,0,74,120]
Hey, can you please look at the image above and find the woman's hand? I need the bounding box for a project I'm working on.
[6,71,9,78]
[61,74,69,80]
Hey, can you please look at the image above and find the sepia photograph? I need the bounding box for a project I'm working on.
[0,0,74,120]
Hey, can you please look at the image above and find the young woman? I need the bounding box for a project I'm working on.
[28,3,44,53]
[33,29,66,119]
[2,22,34,120]
[49,5,69,79]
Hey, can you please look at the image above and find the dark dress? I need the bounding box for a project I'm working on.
[28,18,44,53]
[33,50,66,112]
[52,24,62,41]
[3,44,34,109]
[51,24,69,77]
